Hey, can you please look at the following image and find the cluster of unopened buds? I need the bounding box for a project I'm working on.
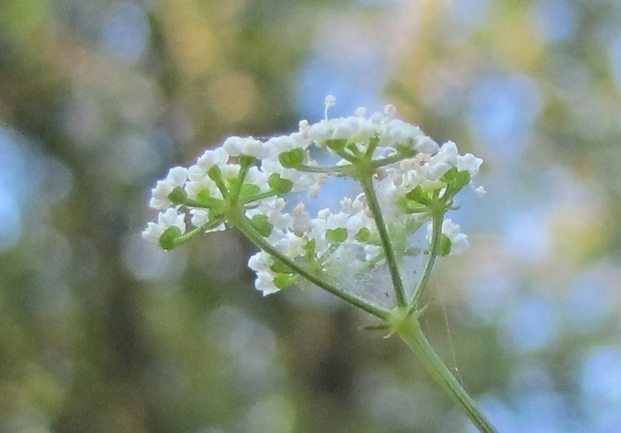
[143,96,484,304]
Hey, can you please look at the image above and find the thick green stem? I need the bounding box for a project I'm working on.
[392,313,499,433]
[359,175,407,307]
[235,214,390,320]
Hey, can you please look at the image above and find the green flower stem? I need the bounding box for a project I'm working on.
[391,312,499,433]
[234,214,391,320]
[370,148,416,170]
[296,164,348,175]
[359,175,407,307]
[168,217,225,248]
[409,206,444,313]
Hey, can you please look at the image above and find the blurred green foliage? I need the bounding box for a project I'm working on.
[1,0,621,432]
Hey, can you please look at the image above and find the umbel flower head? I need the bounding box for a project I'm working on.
[143,96,484,298]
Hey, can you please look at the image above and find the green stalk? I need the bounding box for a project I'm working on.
[234,214,390,320]
[391,313,499,433]
[359,175,407,307]
[409,207,443,313]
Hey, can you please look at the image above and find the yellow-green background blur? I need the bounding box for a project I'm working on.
[1,0,621,432]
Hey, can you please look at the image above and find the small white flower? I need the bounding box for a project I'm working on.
[149,166,188,209]
[308,119,333,143]
[266,133,309,153]
[331,116,379,144]
[326,211,349,231]
[248,251,272,273]
[220,163,241,180]
[381,119,422,148]
[474,186,487,197]
[344,212,369,237]
[196,147,229,171]
[185,177,220,201]
[223,136,270,159]
[298,120,312,139]
[142,222,163,244]
[415,136,440,154]
[427,219,470,255]
[261,156,321,192]
[383,104,397,117]
[456,153,483,176]
[190,209,227,233]
[249,197,291,230]
[142,208,186,244]
[274,232,305,258]
[160,208,186,231]
[255,271,280,296]
[420,159,452,181]
[245,166,269,190]
[332,118,357,140]
[290,202,312,236]
[329,244,359,267]
[436,141,459,165]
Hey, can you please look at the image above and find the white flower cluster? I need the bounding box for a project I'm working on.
[143,96,483,296]
[247,195,380,295]
[427,219,470,255]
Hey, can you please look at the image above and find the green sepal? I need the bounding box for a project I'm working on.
[268,173,293,194]
[303,238,317,258]
[365,135,380,154]
[240,183,261,200]
[442,168,471,196]
[273,273,299,289]
[400,198,429,215]
[405,186,432,206]
[168,187,187,205]
[438,234,452,256]
[238,154,258,168]
[227,177,242,194]
[159,226,183,250]
[207,165,222,182]
[394,143,413,155]
[326,228,348,243]
[355,227,372,242]
[279,149,305,168]
[270,260,292,274]
[196,190,222,209]
[345,142,362,156]
[250,214,273,237]
[325,138,347,152]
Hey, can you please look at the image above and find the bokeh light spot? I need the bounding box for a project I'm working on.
[208,73,257,123]
[566,270,614,328]
[100,2,150,62]
[580,346,621,402]
[0,129,36,250]
[502,211,551,263]
[123,234,188,282]
[531,0,577,43]
[502,297,559,353]
[447,0,491,27]
[469,75,542,159]
[609,34,621,91]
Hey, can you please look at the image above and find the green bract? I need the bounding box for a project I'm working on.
[159,226,182,251]
[278,148,305,168]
